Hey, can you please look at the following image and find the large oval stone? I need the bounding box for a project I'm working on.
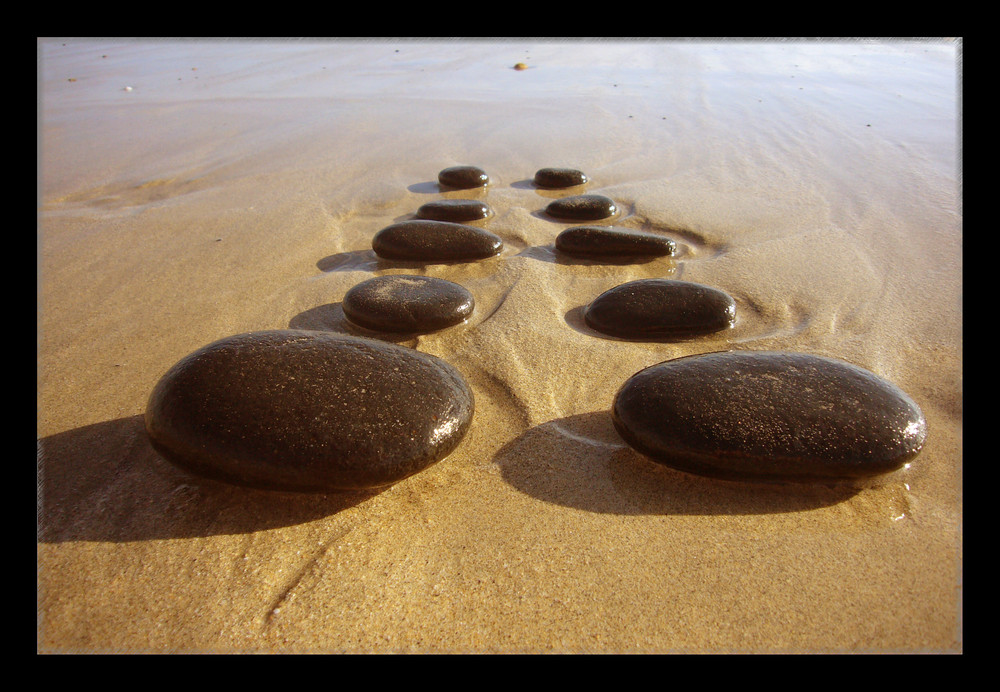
[613,351,927,483]
[372,220,503,262]
[343,275,475,333]
[546,194,617,221]
[145,330,475,492]
[534,167,588,188]
[556,226,676,258]
[438,165,489,189]
[416,199,491,222]
[584,279,735,339]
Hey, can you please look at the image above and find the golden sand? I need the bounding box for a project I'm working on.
[38,39,961,653]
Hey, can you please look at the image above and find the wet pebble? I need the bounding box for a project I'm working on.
[145,330,475,492]
[546,194,617,221]
[556,226,676,259]
[612,351,927,483]
[416,199,491,223]
[372,220,503,262]
[438,165,490,189]
[343,275,475,333]
[584,279,735,339]
[534,167,588,188]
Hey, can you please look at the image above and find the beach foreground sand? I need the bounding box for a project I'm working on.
[38,39,962,653]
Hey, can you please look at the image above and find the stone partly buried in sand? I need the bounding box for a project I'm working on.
[438,165,489,189]
[584,279,735,339]
[556,225,677,259]
[416,199,492,223]
[343,274,475,333]
[534,167,588,188]
[546,194,617,221]
[372,220,503,262]
[144,330,475,492]
[612,351,927,484]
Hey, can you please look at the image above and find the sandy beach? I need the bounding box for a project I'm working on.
[37,38,962,653]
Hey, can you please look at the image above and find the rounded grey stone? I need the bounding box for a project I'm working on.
[612,351,928,483]
[416,199,491,223]
[145,330,475,492]
[584,279,735,339]
[343,275,475,333]
[372,220,503,262]
[534,167,588,188]
[438,165,490,189]
[556,226,676,258]
[545,194,617,221]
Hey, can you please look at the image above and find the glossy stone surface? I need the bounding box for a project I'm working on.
[556,226,676,258]
[545,194,617,221]
[343,275,475,333]
[372,220,503,262]
[416,199,491,223]
[584,279,735,339]
[438,165,489,189]
[612,351,927,483]
[534,167,588,188]
[145,330,475,492]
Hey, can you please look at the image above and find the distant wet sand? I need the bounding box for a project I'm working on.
[38,39,961,653]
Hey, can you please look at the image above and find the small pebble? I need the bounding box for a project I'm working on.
[416,199,492,223]
[612,351,927,483]
[556,226,676,259]
[145,330,474,492]
[546,194,617,221]
[534,168,588,188]
[343,275,475,333]
[514,63,528,70]
[438,166,489,189]
[372,220,503,262]
[584,279,735,339]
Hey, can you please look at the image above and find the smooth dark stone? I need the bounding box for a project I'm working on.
[438,165,489,189]
[416,199,491,223]
[612,351,927,483]
[534,167,588,188]
[372,220,503,262]
[343,275,475,333]
[145,330,475,492]
[556,226,676,258]
[545,194,617,221]
[584,279,735,339]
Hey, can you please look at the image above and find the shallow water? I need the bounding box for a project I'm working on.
[38,38,961,652]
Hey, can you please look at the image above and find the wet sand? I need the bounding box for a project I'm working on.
[38,38,962,653]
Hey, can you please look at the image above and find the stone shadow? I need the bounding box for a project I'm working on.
[37,415,380,543]
[494,412,860,515]
[287,302,418,346]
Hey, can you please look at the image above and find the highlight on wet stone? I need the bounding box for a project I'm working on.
[545,194,617,221]
[343,274,475,333]
[612,350,928,484]
[556,225,677,259]
[438,165,490,189]
[584,278,735,339]
[144,330,475,492]
[534,167,588,188]
[416,199,491,223]
[372,220,503,262]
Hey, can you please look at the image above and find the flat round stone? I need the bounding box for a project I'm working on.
[534,167,588,188]
[556,226,676,258]
[372,220,503,262]
[438,165,489,189]
[612,351,927,483]
[343,275,475,333]
[416,199,491,223]
[546,194,617,221]
[584,279,735,339]
[145,330,475,492]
